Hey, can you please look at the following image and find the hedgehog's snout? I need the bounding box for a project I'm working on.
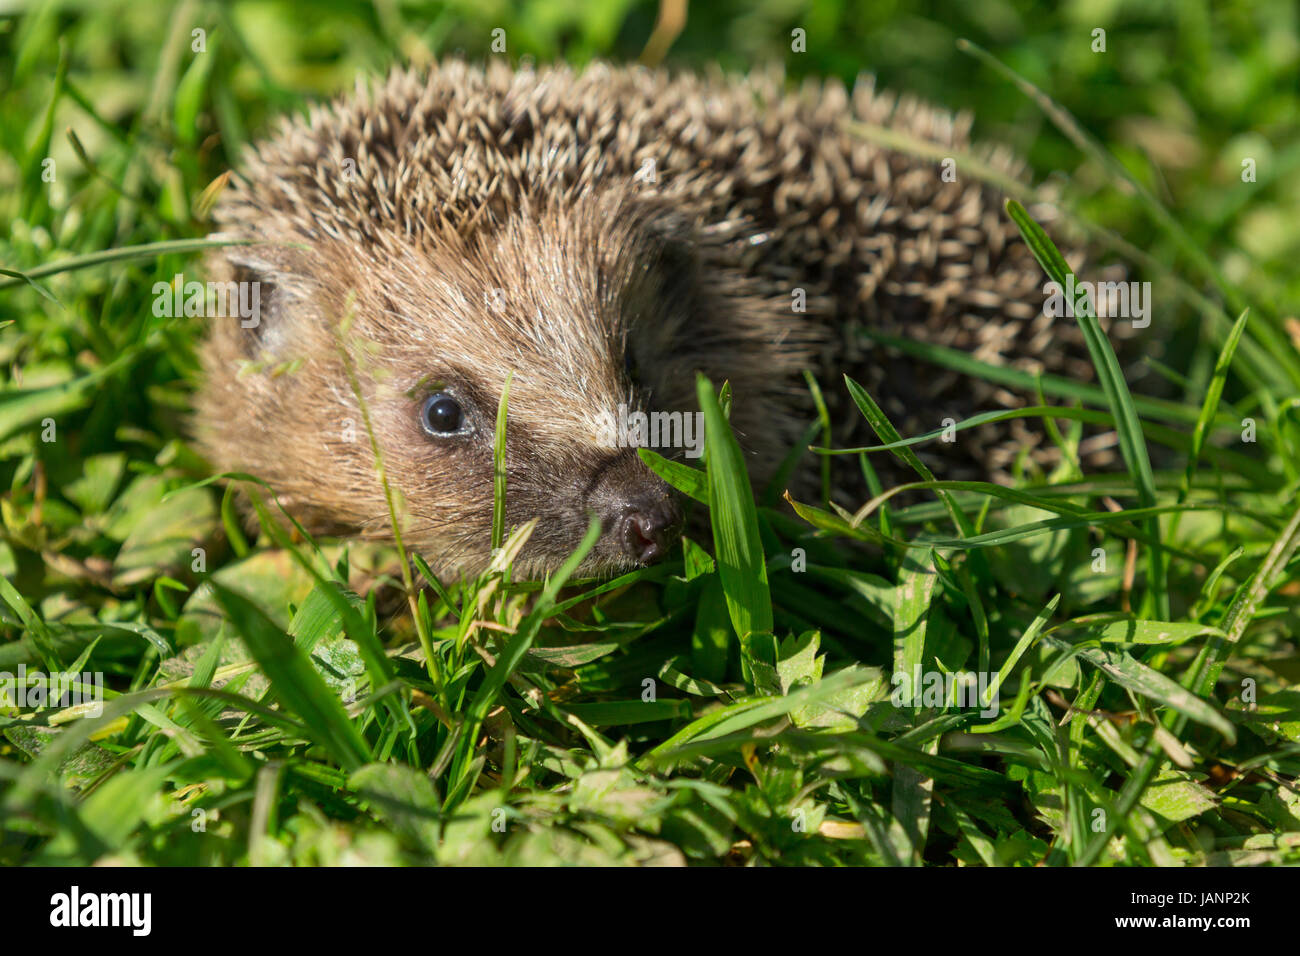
[617,497,680,564]
[584,450,681,565]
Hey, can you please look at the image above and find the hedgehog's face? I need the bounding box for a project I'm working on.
[202,192,806,579]
[368,206,716,578]
[222,208,703,578]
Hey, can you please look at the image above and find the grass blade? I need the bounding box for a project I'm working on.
[208,581,372,772]
[696,374,773,642]
[1006,199,1168,618]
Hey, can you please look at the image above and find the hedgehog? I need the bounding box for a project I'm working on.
[194,59,1122,579]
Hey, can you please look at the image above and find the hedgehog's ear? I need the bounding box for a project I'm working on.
[212,245,301,358]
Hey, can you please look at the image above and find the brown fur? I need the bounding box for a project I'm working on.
[195,60,1115,577]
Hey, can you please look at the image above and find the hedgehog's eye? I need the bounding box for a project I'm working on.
[420,393,464,436]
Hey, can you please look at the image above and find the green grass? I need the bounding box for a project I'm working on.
[2,0,1300,866]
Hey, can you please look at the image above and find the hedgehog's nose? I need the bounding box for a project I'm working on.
[617,498,679,563]
[586,449,681,563]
